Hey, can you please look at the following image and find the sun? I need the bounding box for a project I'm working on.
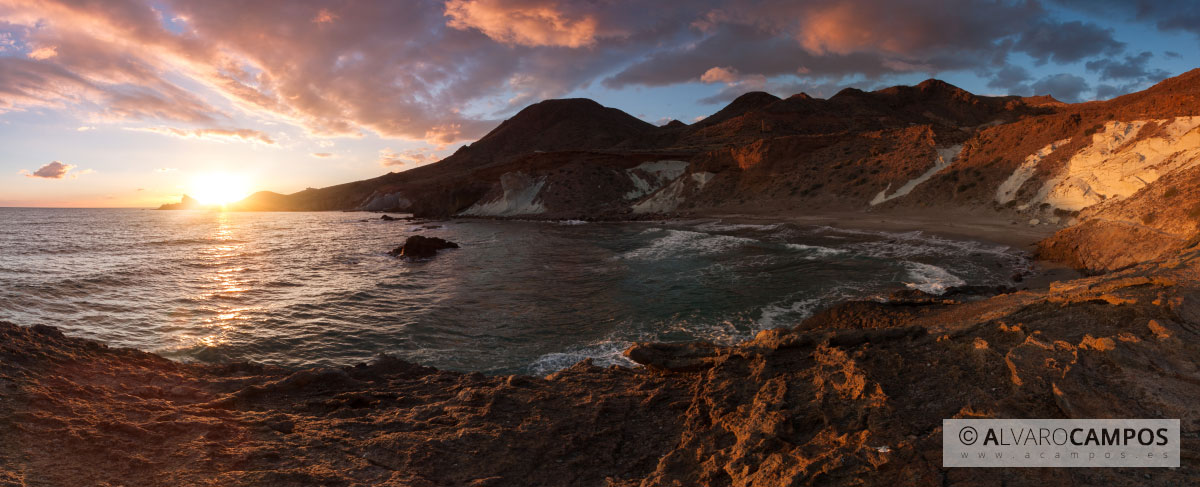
[189,172,252,206]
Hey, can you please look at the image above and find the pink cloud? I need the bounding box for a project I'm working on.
[24,160,76,179]
[700,66,739,84]
[128,126,276,145]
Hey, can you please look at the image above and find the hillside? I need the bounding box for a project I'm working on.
[222,78,1050,216]
[212,70,1200,276]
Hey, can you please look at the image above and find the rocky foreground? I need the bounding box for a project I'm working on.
[2,235,1199,485]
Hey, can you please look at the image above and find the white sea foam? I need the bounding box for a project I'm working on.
[529,340,637,376]
[619,229,758,260]
[783,243,845,259]
[756,298,821,329]
[693,221,782,232]
[902,262,966,294]
[844,230,1019,261]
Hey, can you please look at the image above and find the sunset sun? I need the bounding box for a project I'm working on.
[189,172,251,205]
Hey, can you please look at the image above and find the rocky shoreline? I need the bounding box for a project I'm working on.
[3,230,1198,485]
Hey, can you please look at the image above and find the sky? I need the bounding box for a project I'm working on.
[0,0,1197,207]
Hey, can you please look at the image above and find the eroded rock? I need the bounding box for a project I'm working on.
[388,235,459,259]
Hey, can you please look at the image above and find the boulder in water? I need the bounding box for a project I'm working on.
[389,235,459,259]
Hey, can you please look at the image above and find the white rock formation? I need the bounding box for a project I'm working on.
[995,139,1071,205]
[1007,117,1200,212]
[624,160,689,200]
[459,172,547,216]
[870,145,963,206]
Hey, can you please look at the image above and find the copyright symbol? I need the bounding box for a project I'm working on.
[959,426,978,445]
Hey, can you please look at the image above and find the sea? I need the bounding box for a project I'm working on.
[0,208,1031,375]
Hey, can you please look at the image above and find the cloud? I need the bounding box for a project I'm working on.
[378,147,437,167]
[985,64,1034,94]
[155,167,178,172]
[0,0,1177,147]
[128,127,276,145]
[1012,20,1124,65]
[444,0,601,48]
[1085,51,1169,82]
[27,45,57,60]
[1030,73,1090,103]
[24,160,76,179]
[313,8,337,24]
[310,152,333,158]
[700,67,739,84]
[1051,1,1200,39]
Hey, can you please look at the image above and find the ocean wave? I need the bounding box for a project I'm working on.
[756,298,822,329]
[619,229,758,260]
[692,221,782,233]
[528,340,637,376]
[843,230,1022,261]
[902,262,966,294]
[783,243,845,259]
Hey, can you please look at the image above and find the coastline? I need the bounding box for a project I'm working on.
[705,207,1058,250]
[3,235,1197,484]
[0,213,1191,486]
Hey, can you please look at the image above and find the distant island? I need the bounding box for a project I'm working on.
[156,194,216,210]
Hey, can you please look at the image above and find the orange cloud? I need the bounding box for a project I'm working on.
[378,148,436,167]
[27,45,57,60]
[700,66,739,84]
[313,8,337,24]
[445,0,600,48]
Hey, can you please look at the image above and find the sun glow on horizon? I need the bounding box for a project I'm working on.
[189,172,252,205]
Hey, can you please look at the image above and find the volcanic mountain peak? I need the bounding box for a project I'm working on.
[694,91,782,127]
[462,97,656,163]
[829,87,868,100]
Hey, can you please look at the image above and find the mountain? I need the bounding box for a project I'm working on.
[224,69,1200,273]
[227,78,1046,215]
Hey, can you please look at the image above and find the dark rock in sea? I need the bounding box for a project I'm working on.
[380,214,400,221]
[388,235,459,259]
[624,342,722,372]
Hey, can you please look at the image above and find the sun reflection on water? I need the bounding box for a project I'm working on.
[186,213,258,349]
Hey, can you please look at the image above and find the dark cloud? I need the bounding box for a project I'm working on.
[1094,82,1144,100]
[1164,51,1182,58]
[1030,73,1090,103]
[25,161,76,179]
[985,64,1034,95]
[1085,51,1169,82]
[1013,20,1124,65]
[1052,1,1200,38]
[0,0,1179,145]
[606,0,1049,90]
